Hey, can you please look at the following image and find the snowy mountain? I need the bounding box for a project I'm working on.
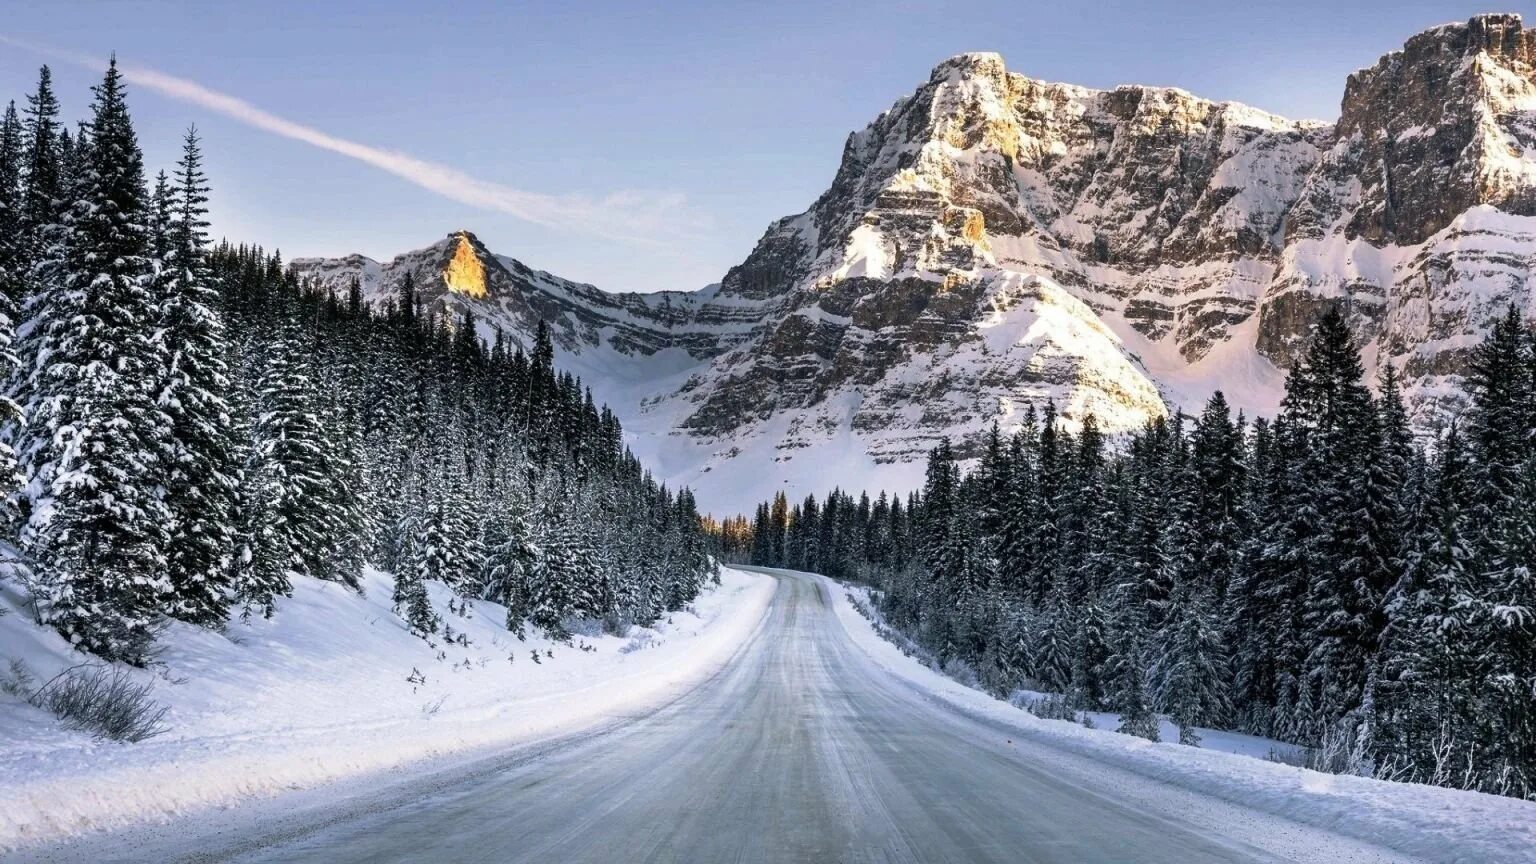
[291,13,1536,512]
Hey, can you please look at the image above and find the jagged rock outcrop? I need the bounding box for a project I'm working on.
[292,230,764,360]
[294,14,1536,507]
[1260,13,1536,423]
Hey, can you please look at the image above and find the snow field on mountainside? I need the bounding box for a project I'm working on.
[0,565,776,852]
[830,579,1536,864]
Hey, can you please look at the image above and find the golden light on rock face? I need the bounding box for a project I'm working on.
[959,210,985,243]
[443,233,488,299]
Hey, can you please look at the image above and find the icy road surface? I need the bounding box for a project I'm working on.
[24,569,1421,863]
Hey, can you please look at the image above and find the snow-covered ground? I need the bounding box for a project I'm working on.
[0,565,776,853]
[830,579,1536,864]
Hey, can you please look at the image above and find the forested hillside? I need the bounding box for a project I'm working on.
[0,61,714,667]
[744,308,1536,800]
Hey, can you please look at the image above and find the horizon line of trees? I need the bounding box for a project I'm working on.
[0,61,715,665]
[739,307,1536,800]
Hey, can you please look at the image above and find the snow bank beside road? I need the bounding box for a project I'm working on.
[0,566,775,852]
[824,575,1536,864]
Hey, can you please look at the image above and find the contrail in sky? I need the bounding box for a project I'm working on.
[0,35,707,244]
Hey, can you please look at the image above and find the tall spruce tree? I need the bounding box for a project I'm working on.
[1372,425,1479,786]
[0,101,24,303]
[19,66,61,257]
[0,102,25,516]
[156,128,238,626]
[1463,305,1536,797]
[22,60,172,662]
[1288,309,1396,758]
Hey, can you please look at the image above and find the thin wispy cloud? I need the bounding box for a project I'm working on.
[0,35,708,245]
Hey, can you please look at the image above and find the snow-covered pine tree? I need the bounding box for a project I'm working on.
[230,375,290,618]
[1154,582,1230,746]
[1106,518,1159,740]
[307,353,368,589]
[18,66,61,262]
[994,411,1039,604]
[1371,424,1480,787]
[977,421,1009,547]
[412,450,486,598]
[940,483,990,663]
[0,100,26,303]
[1029,577,1075,694]
[1463,305,1536,797]
[1064,416,1111,709]
[393,564,439,639]
[1105,428,1168,741]
[483,497,536,617]
[526,319,556,452]
[1189,392,1247,606]
[674,486,715,590]
[155,128,238,626]
[1109,624,1160,742]
[917,439,958,653]
[768,490,789,567]
[247,321,329,584]
[749,501,772,565]
[1287,309,1398,756]
[392,474,438,641]
[518,488,602,640]
[21,60,173,663]
[12,66,65,502]
[656,484,694,612]
[148,171,172,259]
[786,496,812,572]
[1229,416,1284,736]
[1029,402,1065,605]
[0,101,26,517]
[1255,414,1323,742]
[394,269,417,329]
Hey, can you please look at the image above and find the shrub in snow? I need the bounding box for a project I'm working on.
[940,657,981,690]
[1295,719,1368,776]
[1,658,35,698]
[27,664,169,742]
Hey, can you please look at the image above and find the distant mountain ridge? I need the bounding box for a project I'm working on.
[291,13,1536,512]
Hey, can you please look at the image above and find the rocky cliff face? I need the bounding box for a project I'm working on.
[1260,13,1536,421]
[293,14,1536,509]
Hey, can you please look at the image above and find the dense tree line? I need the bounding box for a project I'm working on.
[748,308,1536,799]
[0,62,714,664]
[703,513,753,563]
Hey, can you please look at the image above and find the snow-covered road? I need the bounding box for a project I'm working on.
[17,567,1464,863]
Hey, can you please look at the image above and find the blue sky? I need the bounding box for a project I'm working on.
[0,1,1510,293]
